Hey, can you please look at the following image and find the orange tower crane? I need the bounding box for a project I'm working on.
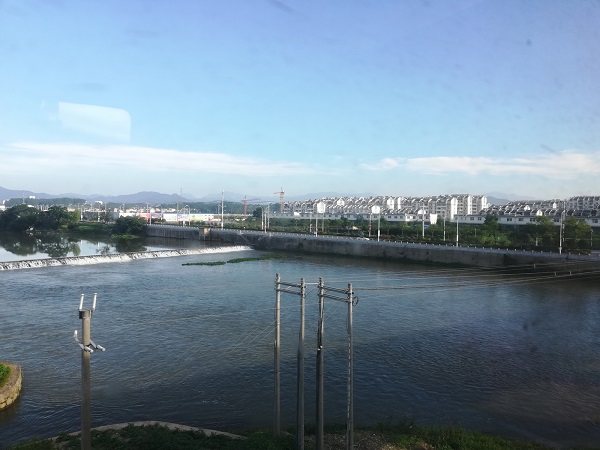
[241,196,261,216]
[274,187,285,213]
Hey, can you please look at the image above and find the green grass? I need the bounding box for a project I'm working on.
[0,363,11,388]
[366,422,552,450]
[182,254,285,266]
[10,425,294,450]
[181,261,227,266]
[8,422,568,450]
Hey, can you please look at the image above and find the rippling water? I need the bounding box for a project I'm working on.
[1,249,600,448]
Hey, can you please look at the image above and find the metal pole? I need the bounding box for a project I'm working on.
[559,209,564,254]
[296,278,305,450]
[80,308,91,450]
[421,203,425,238]
[456,219,459,247]
[316,278,325,450]
[274,274,281,437]
[346,283,353,450]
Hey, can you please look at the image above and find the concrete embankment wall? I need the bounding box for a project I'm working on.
[210,229,600,275]
[145,224,207,240]
[0,363,22,411]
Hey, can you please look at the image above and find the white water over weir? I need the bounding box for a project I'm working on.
[0,246,252,271]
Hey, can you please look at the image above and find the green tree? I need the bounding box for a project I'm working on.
[112,216,147,236]
[532,215,556,248]
[563,217,591,251]
[39,205,75,230]
[0,204,40,232]
[252,206,263,219]
[481,214,502,245]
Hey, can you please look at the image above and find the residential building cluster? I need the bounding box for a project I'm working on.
[272,195,600,228]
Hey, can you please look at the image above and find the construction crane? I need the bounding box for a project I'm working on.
[241,196,261,216]
[274,187,285,213]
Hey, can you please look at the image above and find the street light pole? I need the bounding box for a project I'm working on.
[559,208,564,254]
[421,202,425,238]
[456,218,459,247]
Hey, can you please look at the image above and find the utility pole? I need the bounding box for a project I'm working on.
[274,276,306,449]
[221,190,224,229]
[316,278,325,450]
[274,274,281,436]
[297,278,305,450]
[347,283,354,450]
[319,282,358,450]
[73,293,105,450]
[276,276,358,450]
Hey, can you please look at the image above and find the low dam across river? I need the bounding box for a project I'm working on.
[0,245,251,271]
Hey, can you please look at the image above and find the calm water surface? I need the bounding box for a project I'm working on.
[1,249,600,448]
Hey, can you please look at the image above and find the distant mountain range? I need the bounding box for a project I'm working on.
[485,191,536,205]
[0,185,534,206]
[0,186,188,204]
[0,186,376,204]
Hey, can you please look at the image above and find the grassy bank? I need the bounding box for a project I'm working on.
[0,363,10,388]
[9,422,562,450]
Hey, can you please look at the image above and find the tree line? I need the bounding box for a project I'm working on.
[0,204,147,237]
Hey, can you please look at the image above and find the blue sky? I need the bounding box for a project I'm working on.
[1,0,599,200]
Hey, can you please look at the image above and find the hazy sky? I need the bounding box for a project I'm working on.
[1,0,599,200]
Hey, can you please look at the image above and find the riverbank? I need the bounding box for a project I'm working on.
[0,362,22,411]
[209,228,600,275]
[11,421,557,449]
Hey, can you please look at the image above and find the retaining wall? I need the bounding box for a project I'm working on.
[210,229,600,275]
[0,362,22,411]
[145,224,206,240]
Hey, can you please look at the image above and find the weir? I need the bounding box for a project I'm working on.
[0,246,252,271]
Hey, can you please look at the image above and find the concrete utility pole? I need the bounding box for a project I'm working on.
[319,282,358,450]
[316,278,325,450]
[274,275,306,449]
[297,279,306,450]
[274,274,281,437]
[74,293,105,450]
[276,276,358,450]
[347,283,354,450]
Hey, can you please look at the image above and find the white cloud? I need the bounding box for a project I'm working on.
[361,151,600,178]
[5,141,319,176]
[58,102,131,142]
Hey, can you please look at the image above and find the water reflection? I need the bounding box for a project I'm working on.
[38,235,82,258]
[114,238,147,253]
[0,232,146,261]
[0,232,37,256]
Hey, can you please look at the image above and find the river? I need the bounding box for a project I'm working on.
[1,245,600,448]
